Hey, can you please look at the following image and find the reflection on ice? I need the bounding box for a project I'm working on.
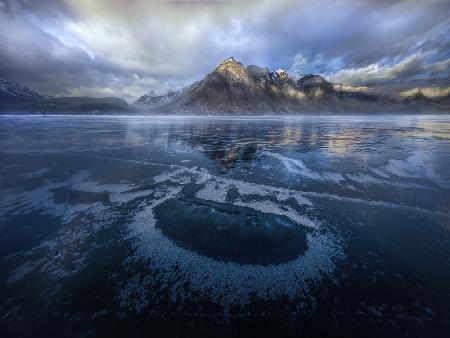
[1,115,449,326]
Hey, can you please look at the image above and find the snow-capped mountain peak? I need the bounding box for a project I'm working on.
[0,79,46,101]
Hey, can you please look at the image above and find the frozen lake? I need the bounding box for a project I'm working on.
[1,115,449,337]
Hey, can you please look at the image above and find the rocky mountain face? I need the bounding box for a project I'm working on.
[133,90,181,108]
[403,90,435,105]
[2,58,449,115]
[135,57,448,114]
[297,75,334,96]
[33,97,132,114]
[180,57,330,113]
[180,58,276,112]
[0,79,47,102]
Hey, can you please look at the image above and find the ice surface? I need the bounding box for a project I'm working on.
[1,115,449,326]
[263,151,345,183]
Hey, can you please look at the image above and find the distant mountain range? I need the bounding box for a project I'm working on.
[0,79,48,102]
[0,79,132,114]
[1,58,449,115]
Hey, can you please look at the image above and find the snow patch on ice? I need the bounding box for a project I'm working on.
[263,151,345,183]
[234,199,318,229]
[123,179,341,312]
[117,165,345,314]
[196,180,230,202]
[17,168,50,179]
[6,260,44,284]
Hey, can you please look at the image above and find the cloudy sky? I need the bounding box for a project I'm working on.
[0,0,449,102]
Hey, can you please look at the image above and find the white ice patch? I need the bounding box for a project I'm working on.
[0,181,66,218]
[117,165,346,315]
[346,171,432,189]
[123,179,341,312]
[344,152,450,189]
[321,171,345,183]
[17,168,50,179]
[263,151,345,183]
[371,168,391,179]
[3,170,148,285]
[5,159,445,318]
[70,170,129,195]
[264,150,449,189]
[153,167,191,185]
[264,151,320,179]
[6,259,45,284]
[382,152,448,187]
[195,178,316,228]
[234,199,318,229]
[193,177,317,229]
[346,174,390,186]
[196,180,230,202]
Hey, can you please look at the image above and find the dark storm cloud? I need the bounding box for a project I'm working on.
[0,0,166,100]
[245,1,450,82]
[0,0,449,100]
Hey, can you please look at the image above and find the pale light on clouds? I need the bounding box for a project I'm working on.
[0,0,449,101]
[329,54,450,84]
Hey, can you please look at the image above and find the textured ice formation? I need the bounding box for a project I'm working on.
[124,187,340,311]
[120,165,344,313]
[263,150,449,189]
[263,151,345,183]
[5,156,446,318]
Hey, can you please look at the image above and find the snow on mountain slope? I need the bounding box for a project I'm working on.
[0,79,46,102]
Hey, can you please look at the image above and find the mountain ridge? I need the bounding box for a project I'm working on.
[1,58,449,115]
[0,79,48,102]
[0,79,132,114]
[134,57,447,114]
